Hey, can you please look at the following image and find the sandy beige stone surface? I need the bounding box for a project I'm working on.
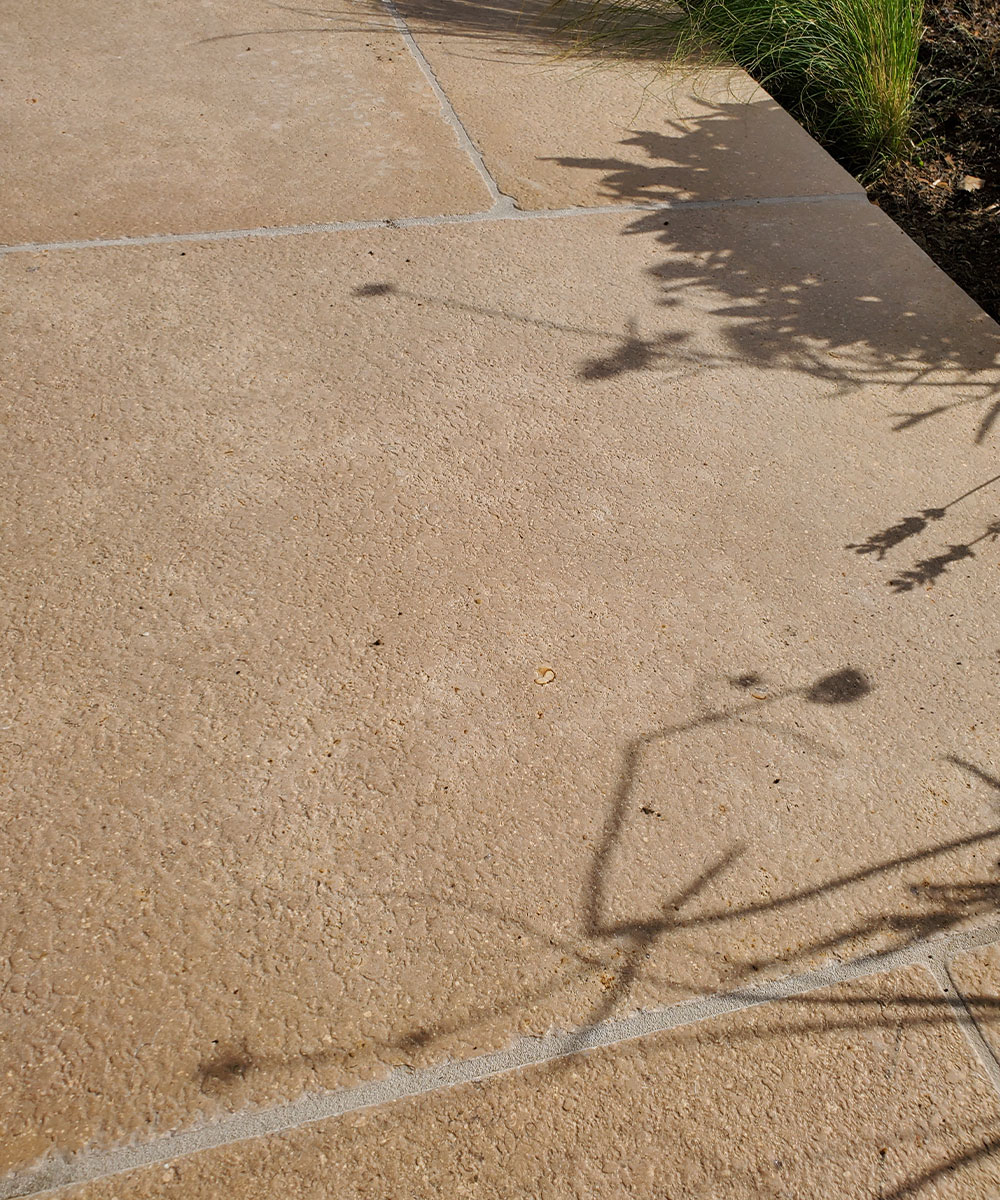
[394,0,865,208]
[0,0,490,244]
[951,944,1000,1063]
[65,967,1000,1200]
[4,202,1000,1174]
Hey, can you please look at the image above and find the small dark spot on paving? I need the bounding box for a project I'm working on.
[370,638,383,647]
[399,1026,433,1049]
[732,672,762,689]
[640,805,663,818]
[354,281,395,297]
[199,1048,254,1087]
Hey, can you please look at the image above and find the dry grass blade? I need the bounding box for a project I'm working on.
[551,0,925,178]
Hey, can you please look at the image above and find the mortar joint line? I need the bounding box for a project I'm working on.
[376,0,517,214]
[0,192,869,257]
[928,952,1000,1100]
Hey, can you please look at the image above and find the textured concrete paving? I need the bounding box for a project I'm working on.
[394,0,865,208]
[1,0,489,242]
[4,0,1000,1197]
[57,970,1000,1199]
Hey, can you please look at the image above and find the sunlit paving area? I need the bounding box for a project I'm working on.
[4,1,1000,1197]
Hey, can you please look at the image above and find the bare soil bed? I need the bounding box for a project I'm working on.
[869,0,1000,320]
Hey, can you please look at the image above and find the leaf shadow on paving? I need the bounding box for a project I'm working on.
[13,16,999,1190]
[847,473,1000,594]
[359,100,1000,597]
[334,101,1000,1071]
[548,118,1000,611]
[547,118,999,411]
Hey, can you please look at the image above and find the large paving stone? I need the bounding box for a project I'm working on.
[395,0,864,208]
[0,0,490,244]
[66,967,1000,1199]
[3,203,1000,1172]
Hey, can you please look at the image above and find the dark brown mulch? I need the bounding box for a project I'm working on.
[868,0,1000,320]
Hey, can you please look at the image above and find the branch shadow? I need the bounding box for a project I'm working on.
[885,1137,1000,1199]
[197,667,1000,1197]
[188,13,1000,1185]
[194,0,622,53]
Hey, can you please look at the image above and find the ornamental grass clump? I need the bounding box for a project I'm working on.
[559,0,924,178]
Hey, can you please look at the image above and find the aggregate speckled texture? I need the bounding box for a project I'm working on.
[4,203,1000,1175]
[0,0,490,243]
[5,0,1000,1192]
[65,968,1000,1200]
[393,0,865,208]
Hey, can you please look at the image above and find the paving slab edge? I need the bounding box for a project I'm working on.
[8,921,1000,1200]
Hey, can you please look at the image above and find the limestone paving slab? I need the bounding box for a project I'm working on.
[394,0,864,209]
[0,0,490,245]
[64,967,1000,1200]
[3,201,1000,1175]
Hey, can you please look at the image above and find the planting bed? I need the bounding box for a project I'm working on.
[870,0,1000,320]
